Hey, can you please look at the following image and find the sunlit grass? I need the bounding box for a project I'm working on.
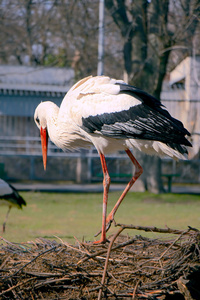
[0,191,199,244]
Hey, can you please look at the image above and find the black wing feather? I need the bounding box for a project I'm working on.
[117,83,191,137]
[81,83,192,153]
[116,83,162,109]
[0,182,26,208]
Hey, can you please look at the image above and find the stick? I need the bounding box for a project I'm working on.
[0,278,34,296]
[98,227,124,300]
[115,223,198,235]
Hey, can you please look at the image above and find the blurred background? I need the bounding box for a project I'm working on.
[0,0,200,193]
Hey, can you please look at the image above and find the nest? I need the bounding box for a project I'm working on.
[0,224,200,300]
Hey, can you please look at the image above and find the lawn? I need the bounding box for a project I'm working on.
[0,191,200,243]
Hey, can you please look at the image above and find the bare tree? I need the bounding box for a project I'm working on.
[0,0,123,76]
[0,0,60,65]
[105,0,199,93]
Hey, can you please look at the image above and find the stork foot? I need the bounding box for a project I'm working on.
[93,238,110,244]
[82,238,109,245]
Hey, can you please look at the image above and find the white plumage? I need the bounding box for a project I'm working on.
[34,75,192,243]
[0,179,26,232]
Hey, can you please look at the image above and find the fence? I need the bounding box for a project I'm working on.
[0,136,62,156]
[0,136,200,184]
[0,136,134,182]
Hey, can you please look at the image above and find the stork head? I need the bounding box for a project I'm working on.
[34,102,50,171]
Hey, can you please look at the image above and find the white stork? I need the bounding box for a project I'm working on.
[34,75,192,243]
[0,179,26,232]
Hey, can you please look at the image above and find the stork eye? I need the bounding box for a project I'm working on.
[36,117,40,125]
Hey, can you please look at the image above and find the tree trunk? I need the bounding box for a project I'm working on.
[105,0,171,193]
[141,155,164,193]
[128,1,168,193]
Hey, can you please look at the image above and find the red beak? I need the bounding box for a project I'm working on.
[40,127,48,171]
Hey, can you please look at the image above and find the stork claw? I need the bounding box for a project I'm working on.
[94,219,113,237]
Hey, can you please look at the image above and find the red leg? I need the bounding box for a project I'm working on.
[105,149,143,231]
[94,152,111,244]
[2,206,11,233]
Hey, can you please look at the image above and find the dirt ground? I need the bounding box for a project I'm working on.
[0,224,200,299]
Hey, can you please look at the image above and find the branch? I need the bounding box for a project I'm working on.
[115,223,199,235]
[98,227,124,300]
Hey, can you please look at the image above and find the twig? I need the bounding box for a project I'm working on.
[115,223,198,235]
[0,278,35,296]
[158,228,190,260]
[78,237,139,265]
[54,235,90,255]
[98,227,124,300]
[24,271,63,277]
[109,272,132,288]
[76,263,114,295]
[77,248,108,265]
[0,256,10,270]
[132,280,140,299]
[34,276,74,288]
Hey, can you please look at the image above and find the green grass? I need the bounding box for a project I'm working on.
[0,191,200,244]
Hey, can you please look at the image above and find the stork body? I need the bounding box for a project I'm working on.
[34,75,192,243]
[0,179,26,232]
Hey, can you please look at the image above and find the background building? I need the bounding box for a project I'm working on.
[161,56,200,158]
